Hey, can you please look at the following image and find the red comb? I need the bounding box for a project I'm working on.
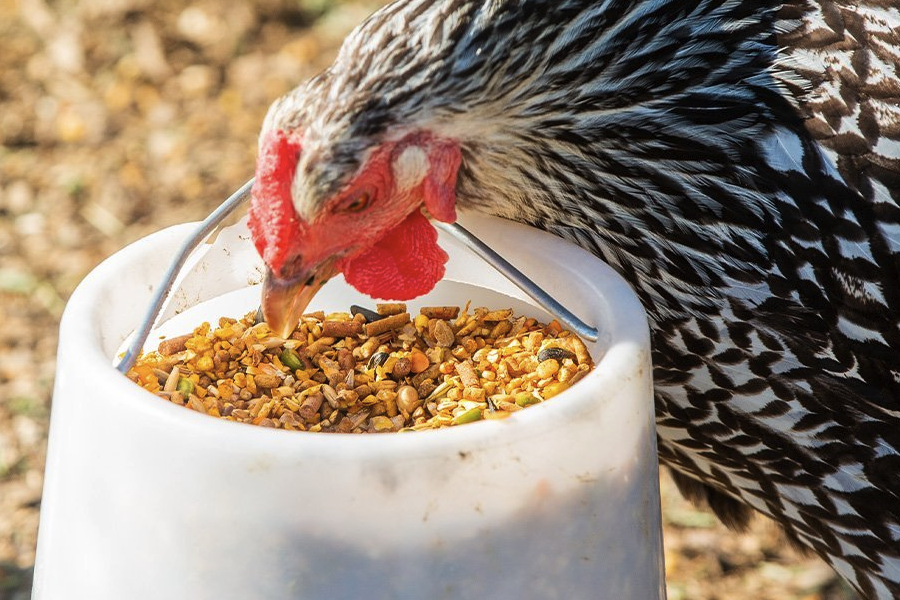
[248,129,303,274]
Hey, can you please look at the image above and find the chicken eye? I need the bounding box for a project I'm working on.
[340,191,372,213]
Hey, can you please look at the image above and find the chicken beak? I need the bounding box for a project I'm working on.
[261,261,338,338]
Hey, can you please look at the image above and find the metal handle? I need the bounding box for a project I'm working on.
[115,179,599,373]
[433,221,599,342]
[115,179,254,373]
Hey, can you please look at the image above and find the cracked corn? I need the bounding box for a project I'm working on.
[126,304,594,433]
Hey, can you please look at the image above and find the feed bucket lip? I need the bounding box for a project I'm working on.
[61,213,649,458]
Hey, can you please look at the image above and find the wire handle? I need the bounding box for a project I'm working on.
[115,179,254,373]
[115,179,599,373]
[432,221,599,343]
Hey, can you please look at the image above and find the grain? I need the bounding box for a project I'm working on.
[420,306,460,320]
[158,334,191,356]
[128,304,595,433]
[396,385,421,414]
[454,360,480,388]
[408,350,430,374]
[376,303,406,316]
[254,373,279,389]
[432,319,456,347]
[322,319,363,337]
[365,313,411,337]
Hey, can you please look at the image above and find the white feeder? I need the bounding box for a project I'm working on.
[33,212,664,599]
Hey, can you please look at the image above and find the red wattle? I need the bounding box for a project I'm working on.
[339,210,447,300]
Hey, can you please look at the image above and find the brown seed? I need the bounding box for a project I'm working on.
[456,319,479,337]
[376,303,407,316]
[425,347,444,365]
[455,360,480,388]
[463,386,485,401]
[322,320,363,338]
[158,334,191,356]
[321,385,339,409]
[318,357,342,378]
[450,346,470,360]
[337,389,359,407]
[371,380,398,392]
[213,349,230,368]
[488,320,512,339]
[359,337,381,359]
[298,392,324,420]
[417,379,437,398]
[337,348,356,372]
[420,306,460,319]
[163,366,180,392]
[496,400,522,412]
[412,364,441,388]
[384,391,399,417]
[557,365,576,383]
[482,309,513,321]
[254,373,279,389]
[432,319,456,347]
[570,367,591,385]
[188,394,207,414]
[375,389,396,402]
[305,337,336,357]
[392,357,412,378]
[365,313,411,337]
[567,336,592,366]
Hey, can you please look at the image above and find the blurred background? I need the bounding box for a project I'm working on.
[0,0,859,598]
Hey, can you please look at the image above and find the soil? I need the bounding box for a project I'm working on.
[0,1,861,598]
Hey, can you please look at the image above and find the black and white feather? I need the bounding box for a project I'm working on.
[262,1,900,597]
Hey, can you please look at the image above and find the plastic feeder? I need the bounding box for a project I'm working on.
[34,213,665,599]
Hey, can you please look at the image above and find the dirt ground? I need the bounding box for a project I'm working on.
[0,1,861,598]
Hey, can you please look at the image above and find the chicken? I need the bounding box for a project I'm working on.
[247,1,900,597]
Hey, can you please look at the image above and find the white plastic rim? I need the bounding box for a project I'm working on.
[34,212,664,600]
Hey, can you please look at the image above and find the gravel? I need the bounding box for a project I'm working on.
[0,1,859,598]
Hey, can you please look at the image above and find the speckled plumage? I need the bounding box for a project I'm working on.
[259,1,900,597]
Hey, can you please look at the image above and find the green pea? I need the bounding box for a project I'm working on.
[176,377,195,396]
[454,407,483,425]
[280,348,304,371]
[515,392,540,407]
